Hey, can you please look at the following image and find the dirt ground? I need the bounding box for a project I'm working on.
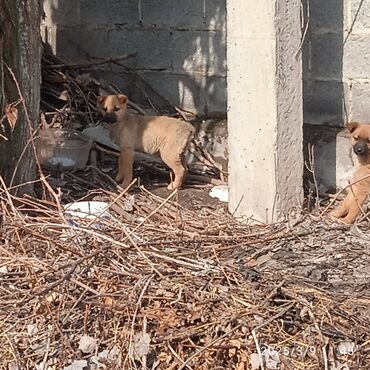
[1,165,369,369]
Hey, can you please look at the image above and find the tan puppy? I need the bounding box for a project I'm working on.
[97,94,194,190]
[331,122,370,224]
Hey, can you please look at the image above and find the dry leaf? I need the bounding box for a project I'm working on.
[5,103,18,131]
[246,258,257,268]
[103,296,115,306]
[45,292,61,304]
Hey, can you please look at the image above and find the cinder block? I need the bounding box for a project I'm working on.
[303,79,347,125]
[79,0,139,25]
[141,0,205,28]
[201,76,227,117]
[127,70,226,117]
[108,29,171,69]
[140,71,204,114]
[351,81,370,122]
[56,26,110,61]
[308,0,344,31]
[350,0,370,30]
[309,33,343,79]
[344,34,370,78]
[169,30,226,76]
[43,0,80,26]
[204,0,226,31]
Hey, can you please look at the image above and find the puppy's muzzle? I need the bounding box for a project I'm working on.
[101,112,117,124]
[353,141,369,156]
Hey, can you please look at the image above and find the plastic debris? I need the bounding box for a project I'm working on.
[209,185,229,202]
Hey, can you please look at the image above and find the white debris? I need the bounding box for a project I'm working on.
[64,201,111,221]
[250,353,261,370]
[78,335,97,354]
[265,347,280,369]
[63,360,88,370]
[133,332,151,358]
[91,345,121,368]
[47,156,76,169]
[209,185,229,202]
[0,266,8,274]
[27,323,38,335]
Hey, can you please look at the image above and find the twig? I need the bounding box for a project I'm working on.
[127,276,153,367]
[305,144,320,209]
[168,344,193,370]
[45,53,137,70]
[320,173,370,216]
[252,329,265,370]
[177,323,243,370]
[295,0,310,58]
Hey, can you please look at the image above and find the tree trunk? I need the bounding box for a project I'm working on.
[0,0,42,195]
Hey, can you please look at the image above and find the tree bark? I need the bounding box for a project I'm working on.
[0,0,42,195]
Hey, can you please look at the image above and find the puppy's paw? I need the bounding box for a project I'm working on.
[341,216,356,224]
[330,206,346,219]
[330,211,356,224]
[167,182,179,190]
[120,180,132,189]
[115,173,123,183]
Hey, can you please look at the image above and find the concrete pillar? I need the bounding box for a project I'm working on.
[227,0,303,223]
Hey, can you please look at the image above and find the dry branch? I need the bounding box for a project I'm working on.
[0,168,369,369]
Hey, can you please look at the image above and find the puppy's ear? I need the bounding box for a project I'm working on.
[117,94,128,106]
[347,122,359,133]
[97,96,107,106]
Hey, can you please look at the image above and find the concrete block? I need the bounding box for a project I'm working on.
[351,81,370,122]
[56,26,110,61]
[350,0,370,30]
[308,0,344,31]
[89,70,133,96]
[204,0,226,31]
[141,0,205,28]
[169,30,226,76]
[201,76,227,117]
[43,0,80,25]
[79,0,139,25]
[139,71,204,114]
[309,33,343,79]
[107,29,171,70]
[344,34,370,78]
[128,71,226,117]
[303,79,347,125]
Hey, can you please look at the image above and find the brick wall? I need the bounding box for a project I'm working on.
[304,0,370,126]
[41,0,226,118]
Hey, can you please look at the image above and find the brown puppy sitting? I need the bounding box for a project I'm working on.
[97,94,194,190]
[331,122,370,224]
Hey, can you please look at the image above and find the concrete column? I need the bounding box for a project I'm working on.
[227,0,303,223]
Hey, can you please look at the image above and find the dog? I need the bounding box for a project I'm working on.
[97,94,194,190]
[331,122,370,224]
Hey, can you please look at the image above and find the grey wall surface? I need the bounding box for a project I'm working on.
[304,0,370,126]
[42,0,226,118]
[303,0,370,192]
